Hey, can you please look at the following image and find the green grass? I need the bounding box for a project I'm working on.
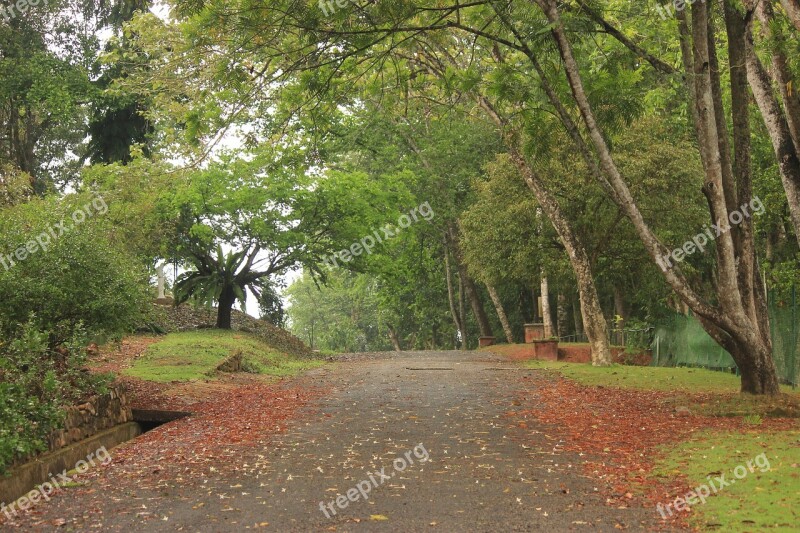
[652,429,800,531]
[522,360,745,392]
[522,361,800,418]
[123,329,325,382]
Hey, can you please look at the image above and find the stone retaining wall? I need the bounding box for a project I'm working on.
[12,385,133,470]
[215,350,243,373]
[48,386,133,451]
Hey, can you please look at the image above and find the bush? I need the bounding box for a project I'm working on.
[0,194,152,343]
[0,320,112,474]
[0,193,148,473]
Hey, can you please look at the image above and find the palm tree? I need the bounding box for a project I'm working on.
[174,245,272,329]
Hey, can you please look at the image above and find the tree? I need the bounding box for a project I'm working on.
[258,283,286,327]
[135,0,799,390]
[174,246,260,329]
[0,1,95,193]
[85,0,155,165]
[287,270,392,352]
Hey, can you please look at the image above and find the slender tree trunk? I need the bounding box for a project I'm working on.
[387,326,402,352]
[415,38,611,362]
[755,1,800,151]
[448,223,494,339]
[507,145,610,365]
[743,10,800,248]
[779,0,800,31]
[461,269,493,338]
[216,285,236,330]
[443,241,465,349]
[572,294,583,339]
[505,143,610,364]
[487,284,514,343]
[457,272,468,350]
[476,100,611,365]
[541,276,554,338]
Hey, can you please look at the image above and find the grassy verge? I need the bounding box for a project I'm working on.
[522,361,800,530]
[123,329,325,382]
[651,429,800,531]
[522,360,743,392]
[522,361,800,418]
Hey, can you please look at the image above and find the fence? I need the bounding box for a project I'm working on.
[651,288,799,387]
[559,325,651,346]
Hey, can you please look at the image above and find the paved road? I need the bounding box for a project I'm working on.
[7,351,664,531]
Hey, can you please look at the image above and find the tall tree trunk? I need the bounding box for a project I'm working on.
[541,276,554,338]
[755,1,800,151]
[443,240,466,350]
[387,326,402,352]
[457,272,468,350]
[461,269,493,338]
[507,144,610,364]
[216,285,236,330]
[414,39,611,362]
[476,99,612,366]
[572,294,584,339]
[487,284,515,343]
[779,0,800,30]
[744,7,800,248]
[535,0,779,393]
[448,223,494,339]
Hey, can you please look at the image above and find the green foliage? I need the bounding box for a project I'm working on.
[174,246,249,307]
[0,194,152,343]
[258,283,286,327]
[0,0,110,192]
[287,270,390,353]
[0,319,112,474]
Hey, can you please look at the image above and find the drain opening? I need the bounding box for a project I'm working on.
[132,409,191,433]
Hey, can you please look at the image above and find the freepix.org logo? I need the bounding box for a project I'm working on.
[656,197,764,272]
[0,195,108,272]
[1,0,48,23]
[323,201,434,269]
[319,443,429,518]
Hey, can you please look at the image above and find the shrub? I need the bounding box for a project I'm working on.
[0,193,148,473]
[0,194,151,343]
[0,319,112,474]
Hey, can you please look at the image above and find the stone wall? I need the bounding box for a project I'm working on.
[49,386,133,451]
[13,386,133,470]
[215,350,243,373]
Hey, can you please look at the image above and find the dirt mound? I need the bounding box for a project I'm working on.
[145,304,313,358]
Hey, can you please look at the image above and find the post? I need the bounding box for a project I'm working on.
[156,263,166,299]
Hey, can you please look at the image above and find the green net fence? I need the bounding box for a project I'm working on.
[769,288,799,388]
[650,288,799,387]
